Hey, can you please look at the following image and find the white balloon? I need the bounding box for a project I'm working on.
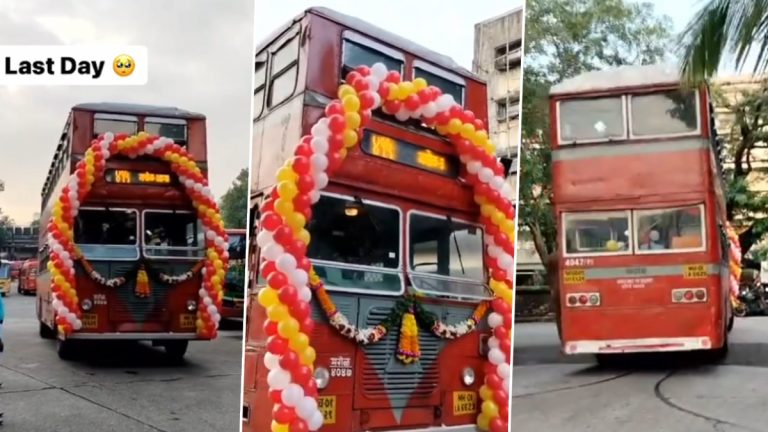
[467,161,481,174]
[478,167,493,183]
[488,336,500,349]
[459,154,469,164]
[435,94,456,112]
[73,320,82,330]
[314,173,329,190]
[395,110,410,122]
[267,368,291,390]
[276,253,298,273]
[199,288,207,297]
[310,190,321,204]
[497,362,511,380]
[206,305,217,316]
[310,154,329,172]
[371,92,382,109]
[364,75,380,92]
[487,245,501,259]
[297,396,319,420]
[308,411,324,431]
[498,254,513,270]
[501,182,515,199]
[262,243,284,261]
[256,230,274,248]
[206,230,217,240]
[422,102,438,118]
[311,122,330,139]
[503,378,511,393]
[299,286,312,303]
[67,312,77,322]
[310,137,329,155]
[212,312,221,323]
[263,352,280,370]
[291,269,309,288]
[490,176,505,191]
[487,312,503,328]
[281,383,304,407]
[203,296,213,306]
[370,62,388,81]
[488,347,505,365]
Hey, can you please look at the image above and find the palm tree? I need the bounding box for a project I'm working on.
[679,0,768,82]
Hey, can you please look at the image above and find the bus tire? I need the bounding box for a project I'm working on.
[57,338,78,360]
[163,340,189,362]
[727,313,735,332]
[39,321,55,339]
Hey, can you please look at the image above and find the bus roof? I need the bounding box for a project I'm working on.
[257,6,477,80]
[550,64,682,96]
[73,102,205,119]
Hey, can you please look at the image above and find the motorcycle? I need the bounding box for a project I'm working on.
[735,282,768,317]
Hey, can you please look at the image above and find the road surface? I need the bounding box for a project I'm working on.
[0,287,243,432]
[512,318,768,432]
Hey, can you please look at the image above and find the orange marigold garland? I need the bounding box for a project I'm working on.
[46,131,228,339]
[254,63,514,432]
[396,306,420,364]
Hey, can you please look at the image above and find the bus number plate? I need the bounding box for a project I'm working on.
[564,269,585,284]
[452,391,477,416]
[684,264,708,279]
[179,314,195,328]
[317,396,336,424]
[81,313,98,329]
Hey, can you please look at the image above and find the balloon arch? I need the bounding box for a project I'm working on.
[256,63,515,432]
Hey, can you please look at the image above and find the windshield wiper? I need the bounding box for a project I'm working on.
[447,215,465,275]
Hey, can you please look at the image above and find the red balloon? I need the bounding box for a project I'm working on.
[293,193,312,212]
[427,85,442,99]
[304,377,318,397]
[258,259,274,280]
[289,418,309,432]
[270,187,280,200]
[273,225,294,246]
[352,78,369,93]
[328,115,347,134]
[298,257,312,273]
[267,272,288,290]
[261,212,282,231]
[355,65,371,76]
[278,285,299,307]
[434,111,451,125]
[295,143,313,158]
[299,317,315,335]
[269,390,283,404]
[383,100,402,114]
[493,389,508,406]
[404,94,421,111]
[448,105,463,118]
[491,269,507,282]
[287,239,308,257]
[494,326,509,341]
[263,319,278,336]
[500,337,511,356]
[417,89,432,104]
[474,119,485,131]
[484,362,498,377]
[503,312,513,329]
[360,110,372,127]
[300,206,312,221]
[492,297,511,315]
[327,151,344,174]
[494,232,510,249]
[345,71,363,85]
[266,336,289,355]
[454,138,472,155]
[359,91,376,110]
[296,175,315,194]
[293,365,313,385]
[279,351,299,371]
[325,100,345,117]
[377,83,392,100]
[273,404,296,423]
[490,418,507,432]
[385,70,401,83]
[328,134,345,152]
[461,110,476,124]
[486,373,503,390]
[293,156,311,176]
[292,300,311,320]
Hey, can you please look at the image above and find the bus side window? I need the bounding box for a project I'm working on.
[267,29,300,108]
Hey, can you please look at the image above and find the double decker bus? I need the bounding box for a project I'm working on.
[549,64,732,360]
[222,228,247,319]
[18,259,38,295]
[37,102,210,360]
[244,7,500,432]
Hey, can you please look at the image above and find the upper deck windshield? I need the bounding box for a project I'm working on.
[145,117,188,145]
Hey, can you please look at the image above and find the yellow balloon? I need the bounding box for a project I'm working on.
[278,318,300,339]
[479,385,493,401]
[398,81,414,98]
[342,95,361,113]
[298,229,311,245]
[480,204,495,217]
[300,346,317,365]
[287,212,306,233]
[214,259,224,269]
[477,412,491,431]
[491,210,505,226]
[345,112,361,129]
[271,421,289,432]
[276,166,297,182]
[257,287,279,307]
[501,219,515,236]
[289,332,310,351]
[412,77,428,91]
[435,125,449,135]
[277,181,298,200]
[337,84,356,99]
[343,129,358,148]
[385,83,398,101]
[473,194,487,206]
[267,304,289,322]
[482,401,499,418]
[460,123,475,139]
[340,148,348,159]
[447,118,462,135]
[274,198,294,217]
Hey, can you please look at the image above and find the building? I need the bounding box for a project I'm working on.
[0,225,39,260]
[472,7,524,193]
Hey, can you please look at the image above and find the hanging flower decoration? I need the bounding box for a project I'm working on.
[726,222,742,306]
[46,131,229,339]
[255,63,514,432]
[79,257,128,288]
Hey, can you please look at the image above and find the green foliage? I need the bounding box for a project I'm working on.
[520,0,672,260]
[220,168,249,229]
[0,211,13,247]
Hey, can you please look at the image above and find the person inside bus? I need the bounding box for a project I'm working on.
[639,229,665,250]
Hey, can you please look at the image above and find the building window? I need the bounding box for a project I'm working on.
[494,39,523,71]
[268,32,300,108]
[496,98,520,122]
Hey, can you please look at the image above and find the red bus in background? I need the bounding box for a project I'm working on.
[244,7,499,432]
[10,260,22,281]
[38,102,211,361]
[18,259,38,295]
[222,228,247,320]
[549,64,732,361]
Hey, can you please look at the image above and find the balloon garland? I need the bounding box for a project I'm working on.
[726,222,742,307]
[255,63,515,432]
[46,131,229,339]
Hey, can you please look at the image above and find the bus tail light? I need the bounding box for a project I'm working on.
[566,292,600,307]
[672,288,707,303]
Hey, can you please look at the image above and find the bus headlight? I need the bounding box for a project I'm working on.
[81,299,93,311]
[314,367,330,389]
[186,300,197,312]
[461,367,476,386]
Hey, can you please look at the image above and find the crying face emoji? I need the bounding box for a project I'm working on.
[113,54,135,77]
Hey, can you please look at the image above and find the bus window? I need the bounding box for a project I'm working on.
[268,32,300,108]
[635,205,705,253]
[253,53,267,120]
[413,65,465,107]
[74,208,139,260]
[145,118,188,145]
[559,96,625,143]
[341,38,404,77]
[142,211,205,259]
[93,114,138,138]
[306,195,403,294]
[408,212,488,299]
[563,211,631,256]
[630,89,699,137]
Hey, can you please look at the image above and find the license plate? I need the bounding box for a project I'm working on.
[684,264,708,279]
[81,313,98,329]
[564,269,585,284]
[180,314,195,328]
[452,391,477,416]
[317,396,336,424]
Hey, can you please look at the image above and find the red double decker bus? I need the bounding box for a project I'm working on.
[244,7,501,432]
[37,102,211,360]
[18,259,38,295]
[550,64,732,360]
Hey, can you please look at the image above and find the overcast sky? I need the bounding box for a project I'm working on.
[0,0,253,225]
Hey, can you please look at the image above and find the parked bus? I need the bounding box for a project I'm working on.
[37,102,210,360]
[18,259,38,295]
[222,228,246,320]
[549,64,731,361]
[0,260,11,296]
[10,260,22,281]
[243,7,503,432]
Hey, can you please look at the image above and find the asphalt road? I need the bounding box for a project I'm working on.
[512,317,768,432]
[0,285,243,432]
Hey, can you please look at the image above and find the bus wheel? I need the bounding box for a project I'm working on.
[39,321,55,339]
[163,340,189,362]
[727,314,735,332]
[56,338,78,360]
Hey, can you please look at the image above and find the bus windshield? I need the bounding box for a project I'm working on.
[408,213,488,299]
[74,208,139,260]
[143,211,205,259]
[0,263,9,279]
[307,195,402,294]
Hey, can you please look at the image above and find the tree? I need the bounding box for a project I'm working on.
[0,210,13,249]
[220,168,248,229]
[679,0,768,82]
[520,0,673,264]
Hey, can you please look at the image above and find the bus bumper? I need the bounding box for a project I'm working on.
[564,336,712,354]
[64,332,198,340]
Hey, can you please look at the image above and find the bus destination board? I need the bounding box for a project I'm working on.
[105,169,173,186]
[360,131,459,177]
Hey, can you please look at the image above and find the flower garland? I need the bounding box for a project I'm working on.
[46,132,229,339]
[726,222,742,308]
[255,63,514,432]
[78,257,127,288]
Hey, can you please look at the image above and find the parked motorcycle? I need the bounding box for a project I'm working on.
[735,282,767,317]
